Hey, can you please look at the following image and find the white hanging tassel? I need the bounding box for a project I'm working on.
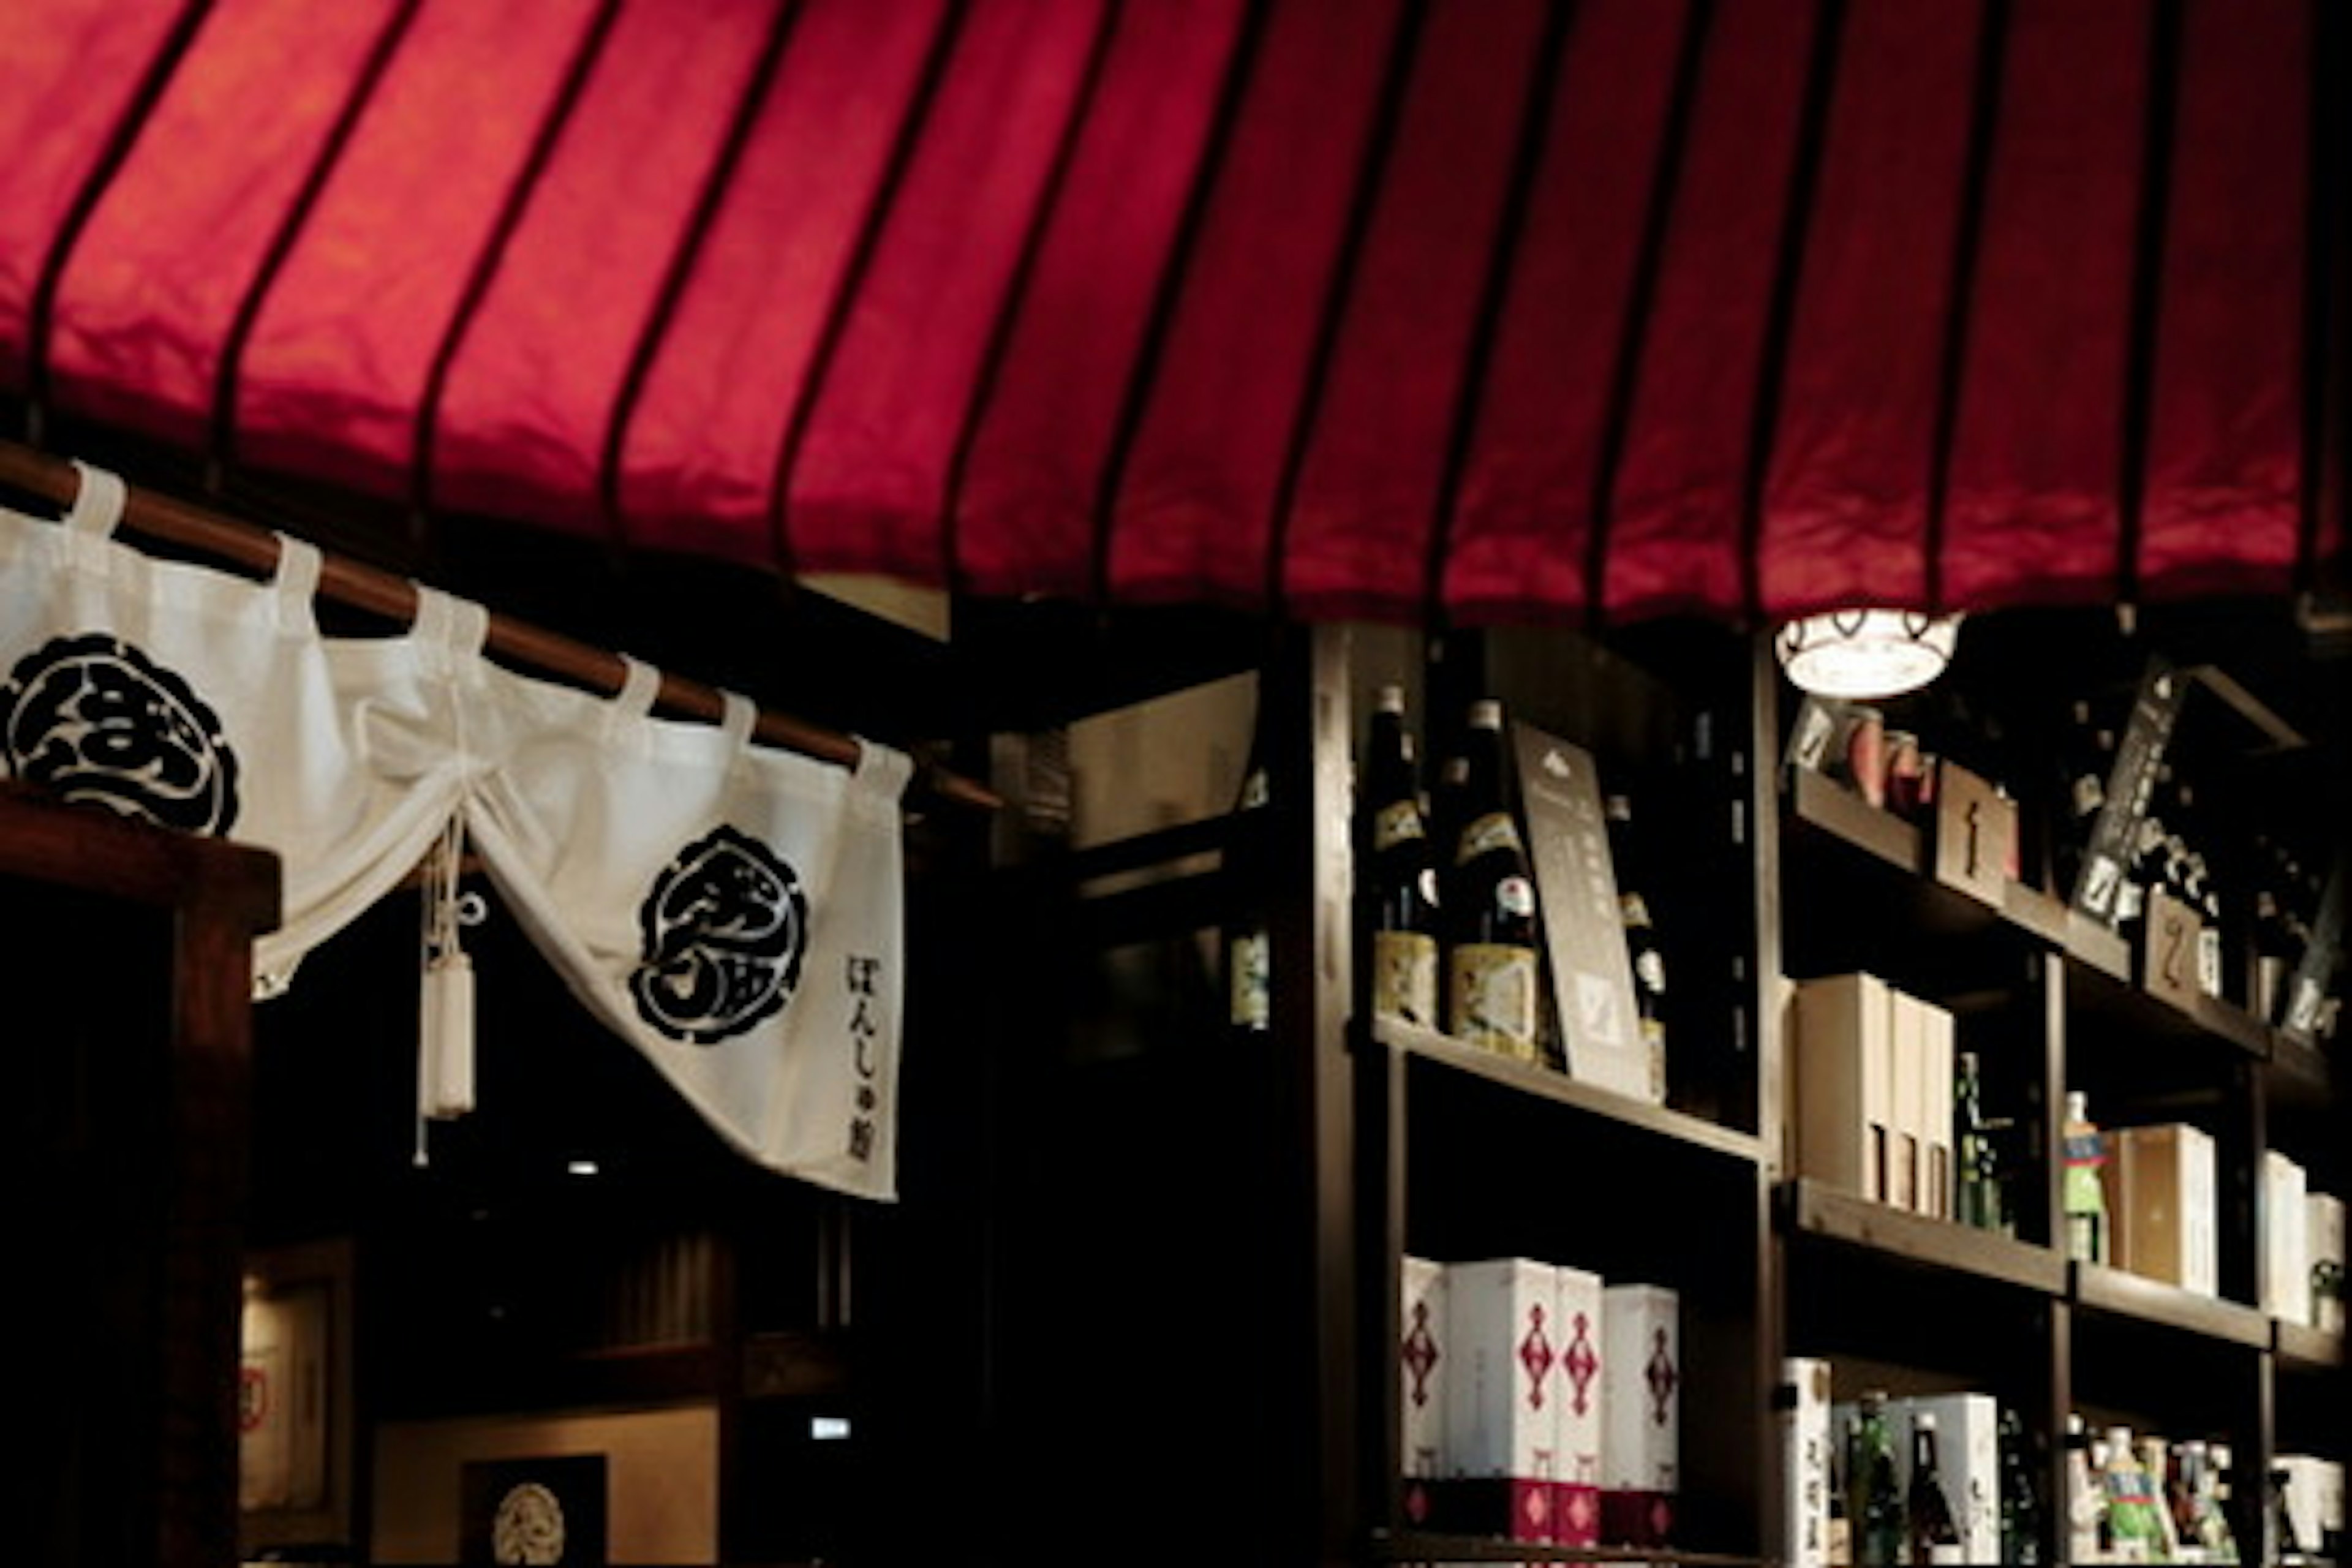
[417,816,478,1161]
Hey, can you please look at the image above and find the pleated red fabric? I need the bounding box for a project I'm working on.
[1281,0,1551,623]
[0,0,2334,624]
[952,0,1249,603]
[46,0,404,452]
[1447,0,1697,624]
[234,0,606,497]
[614,0,949,568]
[2135,0,2309,601]
[1106,0,1404,608]
[1941,0,2147,611]
[1758,0,1986,617]
[0,0,193,394]
[1603,0,1820,624]
[429,0,787,532]
[782,0,1107,586]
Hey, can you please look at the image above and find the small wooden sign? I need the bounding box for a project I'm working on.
[1931,761,2015,910]
[2141,885,2204,1012]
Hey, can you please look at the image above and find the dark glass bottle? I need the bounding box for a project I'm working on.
[1850,1389,1906,1568]
[1360,684,1440,1030]
[1445,698,1540,1063]
[1907,1411,1965,1566]
[1999,1405,2043,1566]
[1954,1050,2007,1235]
[1605,791,1668,1097]
[1224,704,1274,1035]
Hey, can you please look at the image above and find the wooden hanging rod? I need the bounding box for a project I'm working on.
[0,439,998,815]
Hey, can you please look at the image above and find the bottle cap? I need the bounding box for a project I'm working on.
[2066,1088,2088,1119]
[1915,1411,1939,1431]
[1377,684,1406,715]
[1469,698,1504,730]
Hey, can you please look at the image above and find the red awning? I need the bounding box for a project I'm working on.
[1,0,2339,625]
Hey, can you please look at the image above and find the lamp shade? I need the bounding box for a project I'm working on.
[1774,608,1962,699]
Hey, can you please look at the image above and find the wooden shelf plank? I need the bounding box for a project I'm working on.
[1789,771,2071,949]
[2070,1262,2272,1348]
[1782,1178,2068,1294]
[2062,955,2274,1060]
[2275,1317,2346,1371]
[1370,1017,1762,1163]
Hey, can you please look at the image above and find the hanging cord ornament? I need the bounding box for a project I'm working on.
[415,815,486,1164]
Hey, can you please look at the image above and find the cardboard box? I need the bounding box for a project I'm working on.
[1793,974,1897,1204]
[1779,1359,1833,1568]
[1893,1392,2002,1565]
[2264,1152,2312,1324]
[1890,992,1923,1213]
[2101,1123,2219,1296]
[2309,1193,2345,1336]
[1550,1265,1606,1547]
[1435,1259,1560,1545]
[1601,1283,1679,1547]
[1913,997,1955,1221]
[1400,1255,1447,1526]
[2278,1455,2345,1557]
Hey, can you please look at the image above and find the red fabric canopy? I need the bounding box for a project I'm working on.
[0,0,2339,624]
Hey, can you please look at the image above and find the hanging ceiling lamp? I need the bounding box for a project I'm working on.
[1773,608,1962,700]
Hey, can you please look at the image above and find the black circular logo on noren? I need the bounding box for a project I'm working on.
[0,633,240,834]
[632,824,809,1045]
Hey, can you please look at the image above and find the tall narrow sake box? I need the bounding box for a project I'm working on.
[1550,1265,1607,1547]
[1779,1358,1833,1568]
[1601,1283,1679,1547]
[1400,1256,1447,1526]
[1436,1258,1562,1545]
[2265,1152,2312,1325]
[1793,974,1896,1204]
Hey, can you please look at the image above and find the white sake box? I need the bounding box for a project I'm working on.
[2104,1122,2219,1296]
[1779,1358,1833,1568]
[2264,1152,2312,1324]
[1401,1256,1447,1486]
[1602,1283,1679,1547]
[1794,974,1897,1204]
[1550,1264,1607,1547]
[1894,1392,2002,1565]
[1438,1257,1562,1544]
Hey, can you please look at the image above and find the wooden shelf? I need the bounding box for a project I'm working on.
[2070,1262,2272,1348]
[1786,770,2073,949]
[2270,1031,2337,1112]
[2275,1317,2346,1371]
[1370,1017,1762,1164]
[1781,1179,2068,1295]
[1371,1534,1764,1566]
[2062,954,2274,1060]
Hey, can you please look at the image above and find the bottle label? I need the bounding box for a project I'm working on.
[1229,929,1270,1031]
[1457,811,1524,865]
[2196,926,2223,998]
[1496,873,1536,919]
[1372,930,1439,1030]
[1373,800,1425,853]
[1450,943,1539,1061]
